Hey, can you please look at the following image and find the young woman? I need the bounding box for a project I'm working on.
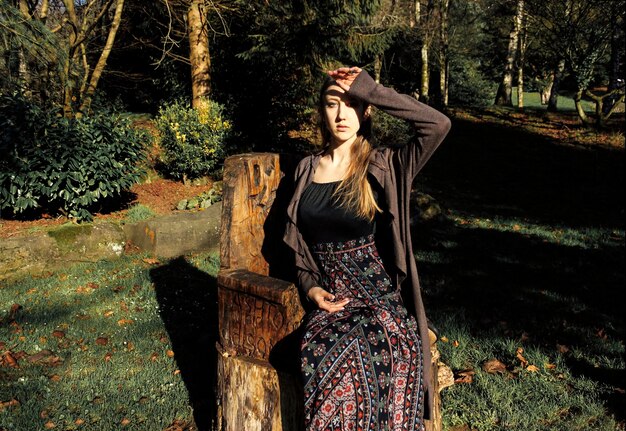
[284,66,451,430]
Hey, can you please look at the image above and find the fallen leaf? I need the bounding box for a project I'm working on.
[482,358,508,375]
[49,374,61,382]
[75,418,85,426]
[9,304,22,320]
[556,344,570,354]
[52,330,65,339]
[545,363,557,369]
[87,282,99,290]
[26,350,63,367]
[454,369,475,384]
[174,369,181,375]
[104,352,113,362]
[142,257,160,265]
[117,319,133,326]
[452,340,459,347]
[440,336,449,343]
[2,351,19,368]
[121,417,131,426]
[526,364,540,372]
[516,347,528,367]
[103,310,115,317]
[125,342,135,352]
[166,350,175,358]
[150,352,159,362]
[44,420,55,429]
[0,398,20,411]
[96,337,108,346]
[40,410,49,419]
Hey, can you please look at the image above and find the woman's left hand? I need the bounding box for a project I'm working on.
[327,67,362,92]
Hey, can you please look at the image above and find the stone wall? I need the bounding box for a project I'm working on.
[0,203,222,281]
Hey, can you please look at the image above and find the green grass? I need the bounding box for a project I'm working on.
[510,88,595,112]
[414,108,624,430]
[0,252,220,431]
[123,204,157,224]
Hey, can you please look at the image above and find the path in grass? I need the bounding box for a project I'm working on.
[414,108,624,430]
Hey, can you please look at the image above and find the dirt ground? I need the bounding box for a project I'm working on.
[0,178,215,239]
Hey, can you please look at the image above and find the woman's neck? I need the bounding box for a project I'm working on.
[326,136,356,164]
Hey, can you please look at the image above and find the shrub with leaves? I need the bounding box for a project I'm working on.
[0,93,147,221]
[154,99,231,182]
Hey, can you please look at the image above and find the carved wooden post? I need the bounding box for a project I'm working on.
[217,153,305,431]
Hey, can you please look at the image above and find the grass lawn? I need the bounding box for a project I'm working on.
[1,253,220,431]
[1,106,624,430]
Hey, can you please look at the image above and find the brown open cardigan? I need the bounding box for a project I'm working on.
[283,70,451,420]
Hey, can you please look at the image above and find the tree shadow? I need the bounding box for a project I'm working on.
[150,257,218,431]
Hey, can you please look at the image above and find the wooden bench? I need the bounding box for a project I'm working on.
[215,153,450,431]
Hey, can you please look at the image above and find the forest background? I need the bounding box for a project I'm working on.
[0,1,624,431]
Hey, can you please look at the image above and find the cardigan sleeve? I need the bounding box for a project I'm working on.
[348,70,451,180]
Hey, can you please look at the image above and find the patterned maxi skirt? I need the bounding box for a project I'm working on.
[301,234,424,431]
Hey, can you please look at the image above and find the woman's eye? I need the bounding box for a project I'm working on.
[326,102,337,108]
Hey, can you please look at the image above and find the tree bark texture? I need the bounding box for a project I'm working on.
[188,0,212,109]
[78,0,126,115]
[516,9,527,109]
[495,0,523,106]
[438,0,449,107]
[547,59,565,112]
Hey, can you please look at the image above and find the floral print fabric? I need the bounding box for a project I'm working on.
[301,234,424,431]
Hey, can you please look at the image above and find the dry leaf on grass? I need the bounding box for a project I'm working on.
[482,358,508,375]
[454,369,475,384]
[0,399,20,411]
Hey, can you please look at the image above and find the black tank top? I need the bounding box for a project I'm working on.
[298,180,375,245]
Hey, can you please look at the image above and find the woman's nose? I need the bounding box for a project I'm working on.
[336,102,346,120]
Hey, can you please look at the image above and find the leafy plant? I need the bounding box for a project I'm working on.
[0,93,148,221]
[154,99,231,182]
[124,204,156,223]
[176,182,223,211]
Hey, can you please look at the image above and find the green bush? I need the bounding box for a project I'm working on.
[448,55,496,107]
[372,108,413,148]
[154,98,231,181]
[0,93,147,221]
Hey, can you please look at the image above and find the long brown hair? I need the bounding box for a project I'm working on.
[318,77,381,221]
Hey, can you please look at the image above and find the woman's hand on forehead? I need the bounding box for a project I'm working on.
[328,67,362,92]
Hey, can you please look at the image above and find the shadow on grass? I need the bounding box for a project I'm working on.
[412,112,624,424]
[150,257,218,431]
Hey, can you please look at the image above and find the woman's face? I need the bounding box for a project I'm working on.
[322,84,366,146]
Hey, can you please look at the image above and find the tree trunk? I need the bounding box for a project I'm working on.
[604,5,623,114]
[438,0,449,107]
[547,59,565,112]
[374,54,382,83]
[77,0,125,116]
[516,8,527,109]
[495,0,523,106]
[418,0,434,104]
[188,0,211,109]
[573,88,590,125]
[420,44,430,103]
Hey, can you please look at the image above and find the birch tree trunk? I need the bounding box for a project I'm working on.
[495,0,524,106]
[547,59,565,112]
[438,0,449,107]
[516,13,527,109]
[417,0,435,104]
[78,0,126,116]
[188,0,212,109]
